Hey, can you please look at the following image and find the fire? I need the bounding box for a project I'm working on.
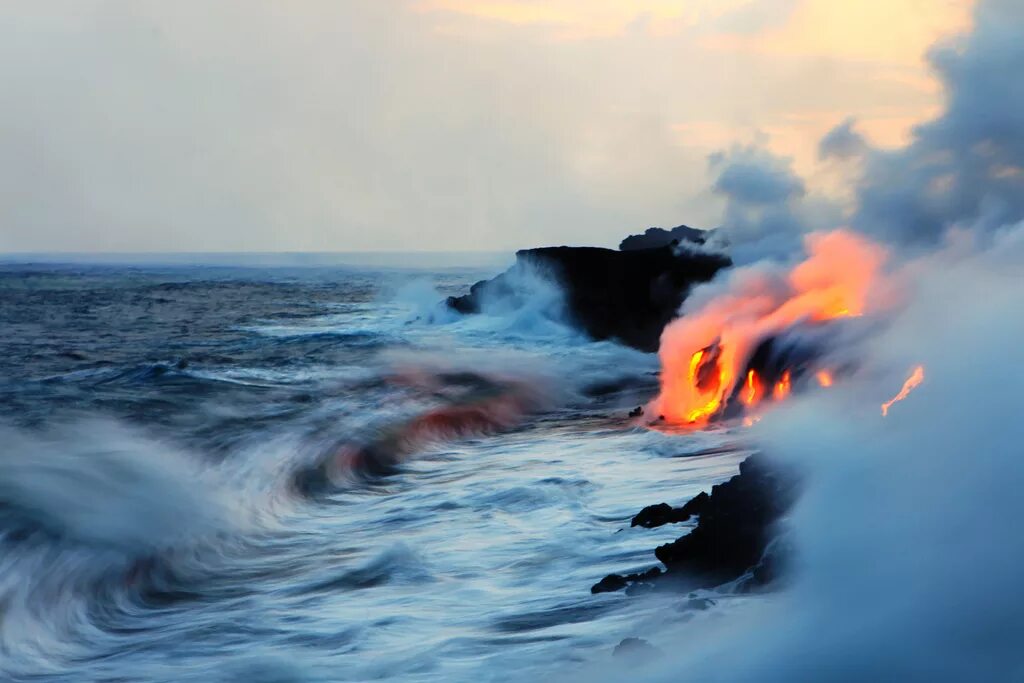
[688,349,704,383]
[816,370,834,387]
[742,370,763,406]
[773,370,791,401]
[655,230,889,427]
[881,365,925,416]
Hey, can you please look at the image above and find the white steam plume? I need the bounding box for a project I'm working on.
[710,0,1024,262]
[579,221,1024,683]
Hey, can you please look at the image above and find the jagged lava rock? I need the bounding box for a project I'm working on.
[446,245,730,352]
[631,491,709,528]
[593,454,800,594]
[653,454,799,587]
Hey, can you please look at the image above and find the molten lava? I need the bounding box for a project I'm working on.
[655,230,889,427]
[881,365,925,416]
[773,370,792,401]
[741,370,763,406]
[688,349,704,383]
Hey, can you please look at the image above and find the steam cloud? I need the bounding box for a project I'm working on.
[711,0,1024,258]
[608,222,1024,682]
[598,1,1024,679]
[840,0,1024,246]
[707,145,843,264]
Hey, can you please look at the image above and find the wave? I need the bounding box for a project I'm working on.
[0,421,231,552]
[0,421,249,673]
[292,369,556,494]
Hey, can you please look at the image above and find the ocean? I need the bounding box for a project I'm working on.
[0,259,748,682]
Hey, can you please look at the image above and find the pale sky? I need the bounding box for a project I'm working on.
[0,0,972,252]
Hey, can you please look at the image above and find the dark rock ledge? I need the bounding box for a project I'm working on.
[446,244,730,352]
[592,454,800,595]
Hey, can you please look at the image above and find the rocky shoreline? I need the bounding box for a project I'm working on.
[444,229,802,643]
[593,453,800,596]
[446,242,729,352]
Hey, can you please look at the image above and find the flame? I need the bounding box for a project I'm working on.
[655,230,889,426]
[816,370,834,387]
[741,369,763,406]
[773,370,792,401]
[688,349,704,383]
[881,365,925,416]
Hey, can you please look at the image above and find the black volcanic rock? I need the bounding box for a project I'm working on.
[593,454,800,594]
[630,491,709,528]
[618,224,710,251]
[590,574,628,594]
[591,567,662,595]
[612,637,662,660]
[445,245,730,352]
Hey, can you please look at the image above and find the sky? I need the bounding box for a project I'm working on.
[0,0,973,253]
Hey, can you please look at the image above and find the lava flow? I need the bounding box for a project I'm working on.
[654,229,889,427]
[881,365,925,417]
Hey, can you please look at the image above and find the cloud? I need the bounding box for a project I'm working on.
[839,0,1024,245]
[818,117,868,160]
[702,0,972,67]
[706,0,1023,255]
[710,0,800,35]
[417,0,754,40]
[712,146,805,205]
[705,144,843,263]
[0,0,972,253]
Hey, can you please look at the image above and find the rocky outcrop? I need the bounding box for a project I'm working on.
[592,454,800,594]
[630,491,709,528]
[446,245,730,352]
[618,225,711,251]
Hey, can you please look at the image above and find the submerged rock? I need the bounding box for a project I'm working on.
[593,454,800,594]
[445,245,730,352]
[591,567,662,595]
[612,637,662,660]
[681,597,715,611]
[630,491,709,528]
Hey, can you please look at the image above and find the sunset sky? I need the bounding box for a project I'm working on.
[1,0,973,252]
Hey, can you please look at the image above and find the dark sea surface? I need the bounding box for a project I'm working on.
[0,261,746,682]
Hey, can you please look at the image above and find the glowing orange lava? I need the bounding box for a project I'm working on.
[881,365,925,416]
[742,370,763,406]
[688,349,704,383]
[773,370,792,401]
[654,230,889,427]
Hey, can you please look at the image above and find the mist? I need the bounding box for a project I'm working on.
[1,0,962,253]
[710,0,1023,261]
[577,1,1024,677]
[574,220,1024,683]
